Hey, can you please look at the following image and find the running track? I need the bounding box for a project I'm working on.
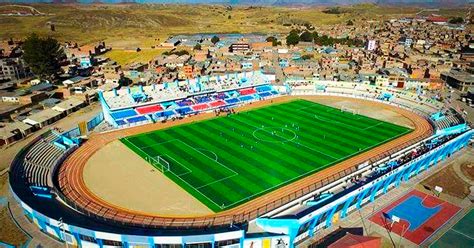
[57,96,434,228]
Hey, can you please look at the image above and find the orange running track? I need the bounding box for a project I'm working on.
[57,96,433,228]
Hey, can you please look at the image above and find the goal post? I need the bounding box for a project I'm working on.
[149,155,170,173]
[341,106,359,115]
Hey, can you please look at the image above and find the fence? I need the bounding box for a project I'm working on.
[62,112,104,138]
[87,112,104,131]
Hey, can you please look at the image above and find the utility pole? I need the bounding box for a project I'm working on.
[59,217,69,248]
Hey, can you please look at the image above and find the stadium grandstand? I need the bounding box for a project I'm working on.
[99,71,278,128]
[8,74,473,248]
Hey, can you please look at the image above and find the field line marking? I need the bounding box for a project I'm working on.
[293,140,339,160]
[138,139,178,149]
[296,104,362,120]
[196,148,218,161]
[362,122,384,131]
[224,123,412,209]
[176,139,239,175]
[123,137,164,170]
[195,174,239,190]
[232,117,338,160]
[313,114,384,133]
[167,169,226,210]
[450,229,474,240]
[161,154,193,176]
[130,137,236,209]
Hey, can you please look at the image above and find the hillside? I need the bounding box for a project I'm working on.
[0,3,468,48]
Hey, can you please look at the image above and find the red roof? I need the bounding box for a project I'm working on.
[329,233,381,248]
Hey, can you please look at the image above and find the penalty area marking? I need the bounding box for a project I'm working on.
[313,114,381,132]
[195,148,218,161]
[172,140,239,201]
[125,137,235,209]
[160,154,193,177]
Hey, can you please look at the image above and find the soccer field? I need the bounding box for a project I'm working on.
[121,99,411,212]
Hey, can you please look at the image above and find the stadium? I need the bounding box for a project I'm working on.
[8,71,473,248]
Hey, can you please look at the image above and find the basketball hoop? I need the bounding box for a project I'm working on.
[391,215,400,228]
[434,186,443,197]
[382,212,400,228]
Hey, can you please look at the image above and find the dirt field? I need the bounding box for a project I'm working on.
[82,96,415,216]
[0,174,29,247]
[461,162,474,181]
[83,140,213,216]
[0,207,29,247]
[423,162,471,199]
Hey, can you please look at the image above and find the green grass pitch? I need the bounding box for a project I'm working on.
[121,99,412,212]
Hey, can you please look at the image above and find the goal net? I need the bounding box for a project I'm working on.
[341,106,359,115]
[147,155,170,173]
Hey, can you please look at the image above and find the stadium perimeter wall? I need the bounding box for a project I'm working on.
[9,91,473,248]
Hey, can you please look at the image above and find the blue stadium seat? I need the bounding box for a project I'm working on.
[239,95,254,102]
[225,98,240,104]
[111,109,138,120]
[126,116,148,123]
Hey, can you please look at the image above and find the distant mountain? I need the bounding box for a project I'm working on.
[0,0,471,6]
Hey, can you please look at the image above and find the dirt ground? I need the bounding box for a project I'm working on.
[460,162,474,181]
[0,206,29,247]
[423,163,471,199]
[83,140,213,216]
[83,96,415,217]
[0,173,29,246]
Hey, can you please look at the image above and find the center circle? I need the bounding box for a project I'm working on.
[252,127,297,143]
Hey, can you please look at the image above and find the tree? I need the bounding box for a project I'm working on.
[163,50,190,56]
[266,36,277,43]
[211,35,220,45]
[448,17,464,24]
[22,33,65,80]
[301,54,314,60]
[194,43,202,50]
[228,15,231,19]
[347,20,354,26]
[286,30,300,46]
[266,36,280,46]
[299,31,313,42]
[118,76,132,87]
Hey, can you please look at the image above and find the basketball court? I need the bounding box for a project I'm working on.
[369,190,461,245]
